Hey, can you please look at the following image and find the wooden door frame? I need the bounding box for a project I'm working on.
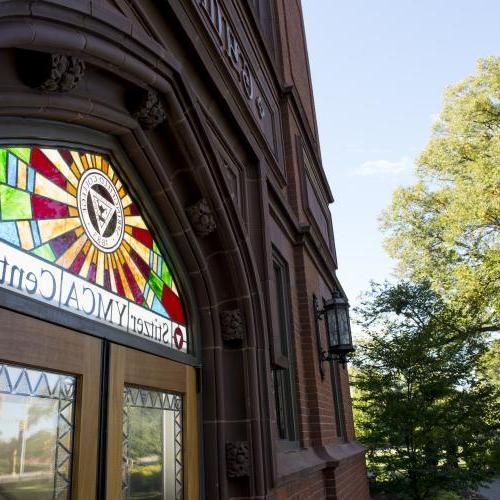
[106,343,199,499]
[0,306,101,500]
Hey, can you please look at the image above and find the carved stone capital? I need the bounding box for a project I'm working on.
[185,198,216,237]
[226,441,249,478]
[131,89,166,129]
[19,51,85,92]
[220,310,244,344]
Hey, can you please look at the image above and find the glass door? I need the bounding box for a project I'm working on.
[0,310,199,499]
[106,344,199,500]
[0,307,101,500]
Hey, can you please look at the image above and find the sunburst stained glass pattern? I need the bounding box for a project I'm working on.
[0,146,186,344]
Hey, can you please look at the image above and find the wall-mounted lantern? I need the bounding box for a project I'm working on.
[313,291,355,379]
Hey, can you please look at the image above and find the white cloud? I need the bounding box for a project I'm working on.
[352,157,410,176]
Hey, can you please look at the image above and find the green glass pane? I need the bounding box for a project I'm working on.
[0,185,32,220]
[32,243,56,262]
[149,271,164,300]
[7,147,31,164]
[161,261,172,288]
[0,149,7,183]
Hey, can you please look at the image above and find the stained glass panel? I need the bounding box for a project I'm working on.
[122,386,183,500]
[0,146,188,352]
[0,362,76,499]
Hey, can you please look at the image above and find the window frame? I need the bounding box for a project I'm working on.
[330,358,347,440]
[270,249,299,449]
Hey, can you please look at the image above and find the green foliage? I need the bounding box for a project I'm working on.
[434,493,460,500]
[353,281,500,500]
[129,464,162,497]
[357,56,500,499]
[381,57,500,327]
[478,339,500,389]
[477,339,500,472]
[128,406,162,461]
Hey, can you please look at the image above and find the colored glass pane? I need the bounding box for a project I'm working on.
[8,147,31,164]
[0,185,32,220]
[0,146,188,352]
[0,149,6,183]
[161,260,173,288]
[32,242,56,261]
[149,271,164,300]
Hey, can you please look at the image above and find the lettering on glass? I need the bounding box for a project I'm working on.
[0,146,188,352]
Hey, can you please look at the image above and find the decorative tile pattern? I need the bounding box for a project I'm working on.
[174,409,183,499]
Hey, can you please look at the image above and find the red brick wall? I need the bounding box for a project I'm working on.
[326,454,370,500]
[275,470,327,500]
[269,1,369,498]
[291,248,341,448]
[275,453,369,500]
[340,365,356,440]
[275,0,319,139]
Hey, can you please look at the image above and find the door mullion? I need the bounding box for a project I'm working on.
[97,340,111,499]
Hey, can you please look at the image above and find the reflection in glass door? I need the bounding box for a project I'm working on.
[106,344,198,500]
[122,386,183,500]
[0,363,76,500]
[0,307,101,500]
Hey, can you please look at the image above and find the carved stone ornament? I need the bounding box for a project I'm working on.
[185,198,216,237]
[255,95,265,119]
[19,51,85,92]
[220,310,245,344]
[226,441,250,478]
[132,89,166,129]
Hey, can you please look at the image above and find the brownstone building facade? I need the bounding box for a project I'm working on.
[0,0,369,498]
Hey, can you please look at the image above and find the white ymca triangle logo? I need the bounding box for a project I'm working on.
[90,190,115,235]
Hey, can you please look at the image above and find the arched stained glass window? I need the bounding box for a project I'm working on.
[0,146,188,352]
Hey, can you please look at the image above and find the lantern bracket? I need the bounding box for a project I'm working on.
[313,295,351,380]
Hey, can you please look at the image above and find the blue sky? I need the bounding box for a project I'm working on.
[302,0,500,313]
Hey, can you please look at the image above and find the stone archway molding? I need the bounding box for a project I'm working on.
[0,3,272,497]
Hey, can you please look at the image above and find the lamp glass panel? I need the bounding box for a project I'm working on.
[325,307,339,347]
[337,307,351,345]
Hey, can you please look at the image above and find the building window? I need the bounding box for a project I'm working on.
[271,251,298,445]
[331,361,346,439]
[249,0,278,62]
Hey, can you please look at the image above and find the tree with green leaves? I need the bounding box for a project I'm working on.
[478,339,500,388]
[381,57,500,330]
[353,281,500,500]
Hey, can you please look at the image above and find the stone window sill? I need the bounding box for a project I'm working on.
[275,440,366,486]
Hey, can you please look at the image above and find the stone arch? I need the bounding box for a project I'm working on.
[0,3,272,497]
